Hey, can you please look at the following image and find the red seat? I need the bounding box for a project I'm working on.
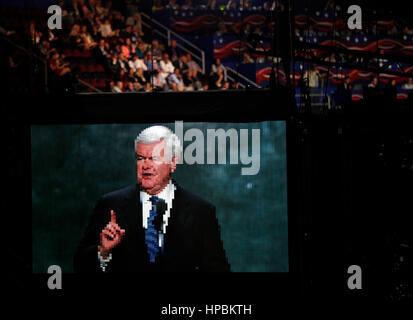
[73,49,82,58]
[96,64,105,73]
[90,79,99,87]
[82,50,92,58]
[87,64,96,73]
[97,79,106,88]
[64,48,73,57]
[79,64,88,73]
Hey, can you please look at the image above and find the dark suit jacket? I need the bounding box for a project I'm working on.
[74,182,230,272]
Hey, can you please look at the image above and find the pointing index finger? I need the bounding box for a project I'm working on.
[110,210,117,223]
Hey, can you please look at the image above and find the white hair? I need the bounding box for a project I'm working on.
[135,125,181,161]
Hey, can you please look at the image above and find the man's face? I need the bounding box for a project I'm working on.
[136,140,177,195]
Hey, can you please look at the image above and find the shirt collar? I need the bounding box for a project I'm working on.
[140,180,174,203]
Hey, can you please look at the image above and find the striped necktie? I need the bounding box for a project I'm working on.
[145,196,160,263]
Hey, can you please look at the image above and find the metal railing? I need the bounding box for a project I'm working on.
[1,34,48,92]
[77,79,103,93]
[140,12,205,73]
[225,66,262,89]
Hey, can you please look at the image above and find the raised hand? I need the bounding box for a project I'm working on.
[98,210,126,259]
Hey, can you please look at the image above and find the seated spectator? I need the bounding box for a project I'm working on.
[127,68,137,83]
[166,0,180,10]
[368,76,379,88]
[90,25,102,43]
[151,71,169,91]
[120,37,135,58]
[69,24,82,47]
[402,78,413,90]
[70,0,83,19]
[117,69,129,83]
[84,11,97,31]
[118,53,129,72]
[39,40,51,57]
[129,54,147,72]
[211,67,225,89]
[112,80,123,93]
[109,53,121,75]
[112,12,125,31]
[303,65,322,88]
[244,0,253,11]
[166,39,181,63]
[109,80,115,92]
[159,52,175,81]
[151,39,163,61]
[126,12,143,36]
[174,54,189,75]
[232,81,241,89]
[120,25,134,40]
[199,80,209,91]
[226,0,237,11]
[97,39,109,56]
[181,0,193,10]
[95,0,106,16]
[46,29,58,43]
[99,19,118,38]
[169,68,185,91]
[49,52,71,77]
[136,68,150,87]
[211,58,227,81]
[80,25,97,50]
[221,81,231,90]
[144,52,161,75]
[185,53,203,80]
[135,41,146,59]
[125,82,136,92]
[152,0,165,11]
[242,53,255,64]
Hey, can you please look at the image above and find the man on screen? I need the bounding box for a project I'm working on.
[74,125,230,272]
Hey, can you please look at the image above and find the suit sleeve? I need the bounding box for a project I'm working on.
[200,204,230,272]
[73,197,110,273]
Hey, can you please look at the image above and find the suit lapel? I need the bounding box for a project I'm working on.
[163,183,191,250]
[118,184,147,259]
[120,184,141,232]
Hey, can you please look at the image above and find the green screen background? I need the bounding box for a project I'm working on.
[31,121,288,272]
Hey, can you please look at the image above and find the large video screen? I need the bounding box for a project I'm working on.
[31,121,288,272]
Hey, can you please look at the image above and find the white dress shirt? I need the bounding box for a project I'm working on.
[128,58,148,72]
[98,181,176,272]
[140,180,175,235]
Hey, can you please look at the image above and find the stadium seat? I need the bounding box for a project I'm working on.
[96,64,105,73]
[73,49,83,58]
[87,64,97,73]
[64,49,73,57]
[81,50,92,58]
[90,79,99,88]
[78,64,88,73]
[97,79,107,88]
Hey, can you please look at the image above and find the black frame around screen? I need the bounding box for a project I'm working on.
[8,89,308,306]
